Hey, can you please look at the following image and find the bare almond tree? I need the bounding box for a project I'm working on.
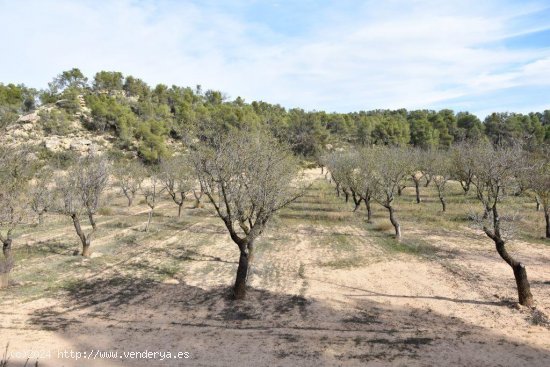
[55,154,109,257]
[409,148,424,204]
[142,169,162,232]
[355,148,377,223]
[0,148,31,265]
[526,150,550,239]
[192,184,205,208]
[191,131,302,299]
[113,160,146,207]
[334,149,376,222]
[159,155,194,217]
[30,167,55,226]
[470,143,534,306]
[428,150,452,212]
[451,142,476,195]
[371,146,410,241]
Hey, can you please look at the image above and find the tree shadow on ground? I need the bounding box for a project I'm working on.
[24,276,550,367]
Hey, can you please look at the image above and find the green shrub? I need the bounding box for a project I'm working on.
[39,109,72,135]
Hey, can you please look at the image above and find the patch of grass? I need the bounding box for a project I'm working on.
[106,220,132,229]
[319,256,365,269]
[97,207,113,216]
[374,235,439,257]
[156,264,180,278]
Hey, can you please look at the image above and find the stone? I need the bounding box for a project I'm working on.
[21,123,34,131]
[162,278,180,285]
[17,112,40,124]
[44,138,62,152]
[12,130,29,139]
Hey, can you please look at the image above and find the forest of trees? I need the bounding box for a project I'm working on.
[1,68,549,163]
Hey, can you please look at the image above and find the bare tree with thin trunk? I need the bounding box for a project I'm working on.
[0,148,31,277]
[526,150,550,239]
[470,143,534,306]
[451,142,476,195]
[112,160,146,207]
[356,149,377,223]
[30,167,55,226]
[159,155,194,217]
[191,130,303,300]
[337,149,376,222]
[192,184,205,208]
[142,169,162,232]
[371,146,410,241]
[410,149,424,204]
[55,154,109,257]
[428,151,452,212]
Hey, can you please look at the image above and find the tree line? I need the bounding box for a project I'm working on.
[1,68,549,162]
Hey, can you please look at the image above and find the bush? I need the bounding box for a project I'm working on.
[97,207,113,216]
[37,148,78,169]
[39,109,73,135]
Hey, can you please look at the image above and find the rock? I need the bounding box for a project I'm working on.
[44,138,62,152]
[70,141,88,152]
[162,278,180,285]
[17,112,40,124]
[59,138,71,150]
[12,130,29,139]
[21,123,34,131]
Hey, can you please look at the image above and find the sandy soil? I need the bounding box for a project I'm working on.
[1,170,549,366]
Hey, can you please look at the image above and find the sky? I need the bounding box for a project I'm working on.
[0,0,549,118]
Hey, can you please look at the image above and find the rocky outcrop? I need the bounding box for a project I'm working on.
[2,104,114,157]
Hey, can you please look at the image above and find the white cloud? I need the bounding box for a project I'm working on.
[0,0,549,116]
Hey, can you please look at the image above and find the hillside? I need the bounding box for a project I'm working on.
[1,68,550,165]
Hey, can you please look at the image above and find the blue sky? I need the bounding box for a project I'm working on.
[0,0,549,118]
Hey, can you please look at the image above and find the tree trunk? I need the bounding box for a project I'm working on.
[124,190,133,207]
[343,188,349,203]
[545,210,550,239]
[234,247,250,300]
[414,180,421,203]
[193,190,203,208]
[2,238,12,260]
[460,181,470,195]
[439,193,446,212]
[335,183,340,197]
[71,214,91,257]
[82,239,92,257]
[493,238,533,307]
[178,202,183,218]
[388,205,401,241]
[424,175,432,187]
[352,191,362,212]
[513,263,533,306]
[145,209,153,232]
[38,212,45,226]
[535,196,541,212]
[397,185,403,196]
[365,197,372,223]
[88,212,97,231]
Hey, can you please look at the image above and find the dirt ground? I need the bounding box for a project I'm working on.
[1,169,549,366]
